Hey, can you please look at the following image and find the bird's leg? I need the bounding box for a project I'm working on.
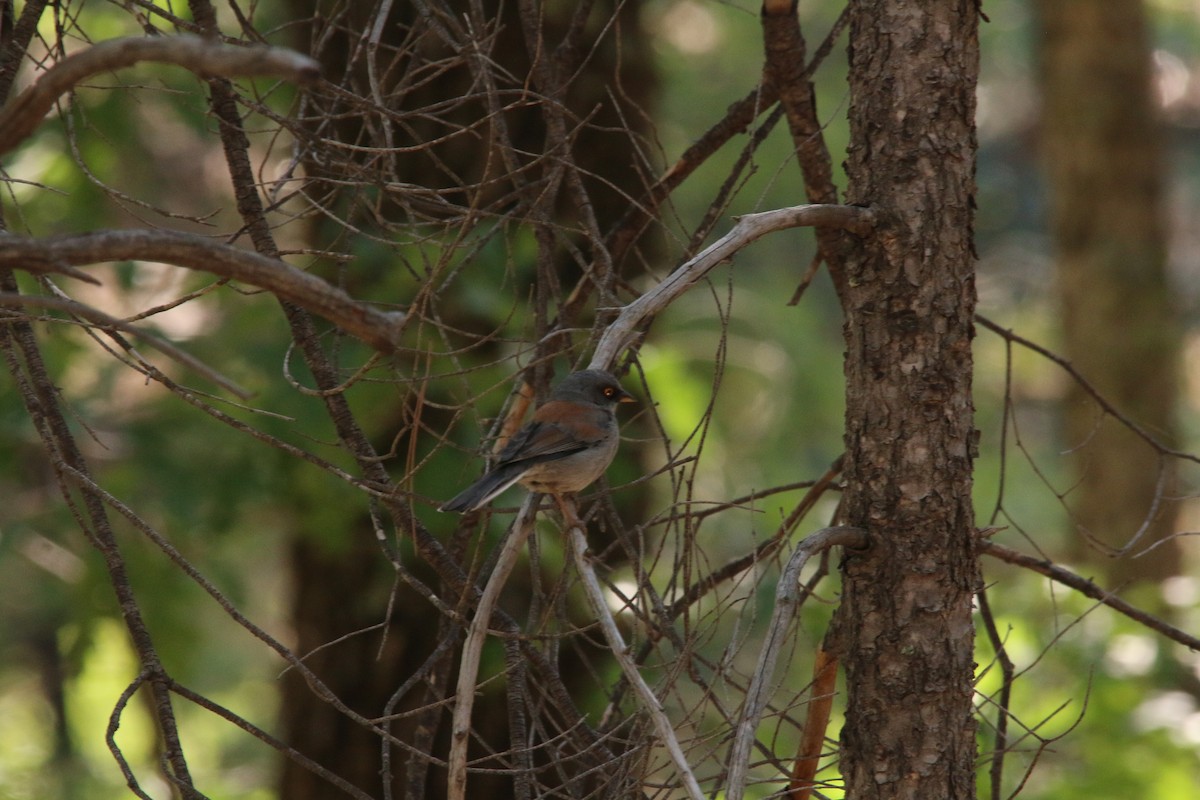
[553,493,583,528]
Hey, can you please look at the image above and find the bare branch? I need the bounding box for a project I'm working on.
[762,1,846,295]
[980,540,1200,650]
[0,271,199,792]
[106,673,156,800]
[448,495,539,800]
[0,230,406,352]
[565,501,706,800]
[0,34,319,157]
[590,204,875,369]
[976,587,1015,800]
[787,644,839,800]
[168,681,376,800]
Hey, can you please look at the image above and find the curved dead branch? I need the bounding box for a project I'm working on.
[589,204,875,370]
[0,34,319,157]
[0,230,406,352]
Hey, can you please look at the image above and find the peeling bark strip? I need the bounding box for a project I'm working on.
[830,2,981,799]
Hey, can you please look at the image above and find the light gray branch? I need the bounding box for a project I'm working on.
[566,513,706,800]
[724,525,868,800]
[589,204,874,370]
[0,34,320,156]
[447,496,539,800]
[0,229,406,352]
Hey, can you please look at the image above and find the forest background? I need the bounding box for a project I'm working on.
[3,0,1200,798]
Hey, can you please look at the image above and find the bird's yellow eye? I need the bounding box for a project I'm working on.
[603,387,615,397]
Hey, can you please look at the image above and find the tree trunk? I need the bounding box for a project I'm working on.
[830,2,981,798]
[1036,0,1181,586]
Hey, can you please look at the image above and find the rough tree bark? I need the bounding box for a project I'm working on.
[829,2,981,798]
[1037,0,1181,586]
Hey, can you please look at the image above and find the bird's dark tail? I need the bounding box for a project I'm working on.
[439,465,526,513]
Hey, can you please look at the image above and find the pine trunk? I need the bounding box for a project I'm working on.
[830,2,981,797]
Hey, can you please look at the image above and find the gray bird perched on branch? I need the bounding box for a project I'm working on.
[440,370,635,513]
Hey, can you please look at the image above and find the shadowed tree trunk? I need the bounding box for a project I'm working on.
[1036,0,1182,586]
[829,1,981,797]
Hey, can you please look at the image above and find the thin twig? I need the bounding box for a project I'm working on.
[977,314,1200,465]
[169,680,376,800]
[0,292,251,397]
[663,456,845,629]
[976,587,1014,800]
[980,540,1200,650]
[106,673,156,800]
[600,457,845,727]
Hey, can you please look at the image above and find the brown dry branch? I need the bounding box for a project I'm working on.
[980,540,1200,651]
[0,230,406,352]
[761,0,847,297]
[0,1,52,101]
[0,34,319,156]
[600,4,849,276]
[601,79,779,275]
[787,644,839,800]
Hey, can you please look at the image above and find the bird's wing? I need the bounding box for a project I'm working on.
[495,400,608,466]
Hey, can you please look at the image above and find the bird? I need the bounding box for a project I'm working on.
[440,369,635,513]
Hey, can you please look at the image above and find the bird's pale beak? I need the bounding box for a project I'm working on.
[618,392,637,404]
